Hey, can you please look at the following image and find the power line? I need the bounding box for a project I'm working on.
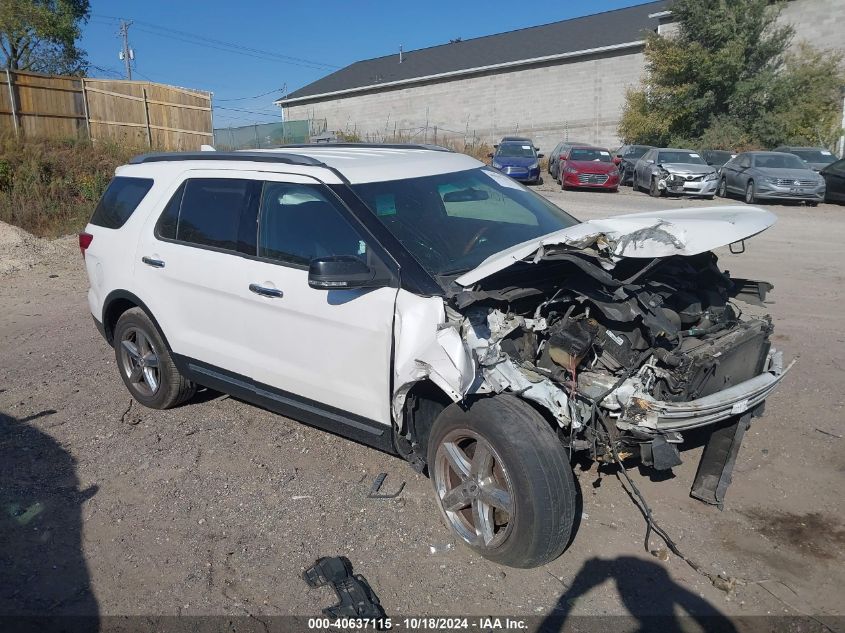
[92,14,338,70]
[214,105,281,119]
[216,86,286,102]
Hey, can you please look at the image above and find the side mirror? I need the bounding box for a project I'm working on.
[493,144,499,149]
[646,159,655,164]
[308,255,381,290]
[537,153,544,158]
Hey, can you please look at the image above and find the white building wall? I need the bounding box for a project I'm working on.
[282,0,843,153]
[285,50,644,153]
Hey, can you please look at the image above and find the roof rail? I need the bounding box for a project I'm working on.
[128,151,326,166]
[271,143,454,152]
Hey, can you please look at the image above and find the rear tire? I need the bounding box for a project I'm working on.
[428,396,577,568]
[114,308,196,410]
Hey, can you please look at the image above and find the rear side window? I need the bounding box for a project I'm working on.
[90,176,154,229]
[156,178,261,255]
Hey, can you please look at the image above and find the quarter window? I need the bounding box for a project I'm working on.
[90,176,154,229]
[258,183,366,266]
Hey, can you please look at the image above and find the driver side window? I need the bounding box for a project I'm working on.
[257,183,367,267]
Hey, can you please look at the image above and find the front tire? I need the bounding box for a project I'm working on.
[649,176,663,197]
[114,308,196,409]
[745,180,756,204]
[428,396,577,568]
[718,178,728,198]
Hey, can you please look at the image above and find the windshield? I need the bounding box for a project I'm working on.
[624,146,650,158]
[753,154,808,169]
[569,148,611,162]
[351,167,579,276]
[658,151,706,165]
[788,149,837,164]
[496,143,536,158]
[705,151,733,165]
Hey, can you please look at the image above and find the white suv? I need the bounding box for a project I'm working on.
[82,145,791,568]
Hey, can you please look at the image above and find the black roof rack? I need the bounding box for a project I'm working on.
[269,142,453,152]
[129,151,326,166]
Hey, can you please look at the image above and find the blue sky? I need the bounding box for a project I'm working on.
[80,0,653,129]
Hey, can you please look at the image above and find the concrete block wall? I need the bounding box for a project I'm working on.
[285,50,645,154]
[282,0,842,153]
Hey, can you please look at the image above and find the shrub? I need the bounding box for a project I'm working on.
[0,135,142,237]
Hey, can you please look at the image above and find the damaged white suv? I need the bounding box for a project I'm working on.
[82,145,791,568]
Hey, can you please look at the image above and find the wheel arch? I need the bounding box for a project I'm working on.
[102,290,172,352]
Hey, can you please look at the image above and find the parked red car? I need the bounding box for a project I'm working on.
[560,146,620,192]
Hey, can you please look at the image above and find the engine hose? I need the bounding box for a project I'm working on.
[592,404,718,585]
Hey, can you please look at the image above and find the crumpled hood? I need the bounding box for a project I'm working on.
[455,206,776,287]
[660,162,716,175]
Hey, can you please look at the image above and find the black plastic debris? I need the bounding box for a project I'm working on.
[367,472,405,499]
[303,556,386,619]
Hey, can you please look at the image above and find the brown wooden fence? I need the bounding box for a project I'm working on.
[0,70,213,150]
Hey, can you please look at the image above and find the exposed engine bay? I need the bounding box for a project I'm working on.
[451,251,788,503]
[393,208,793,506]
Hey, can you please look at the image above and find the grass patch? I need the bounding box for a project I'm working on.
[0,135,143,238]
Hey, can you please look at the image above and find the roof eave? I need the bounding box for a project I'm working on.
[275,40,646,106]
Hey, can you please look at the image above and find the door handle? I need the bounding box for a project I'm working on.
[249,283,283,298]
[142,256,165,268]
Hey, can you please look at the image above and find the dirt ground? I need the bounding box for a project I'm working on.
[1,182,844,627]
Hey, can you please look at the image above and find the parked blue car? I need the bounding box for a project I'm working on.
[488,140,544,185]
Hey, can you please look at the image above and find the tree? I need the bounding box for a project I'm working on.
[0,0,90,75]
[619,0,844,150]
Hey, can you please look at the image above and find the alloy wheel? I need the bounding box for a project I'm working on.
[433,429,515,549]
[119,326,161,396]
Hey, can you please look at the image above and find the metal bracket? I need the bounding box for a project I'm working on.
[729,240,746,254]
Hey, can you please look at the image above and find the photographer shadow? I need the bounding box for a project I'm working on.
[0,411,99,628]
[539,556,738,633]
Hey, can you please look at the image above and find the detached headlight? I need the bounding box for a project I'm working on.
[658,168,671,179]
[704,171,718,181]
[492,161,502,169]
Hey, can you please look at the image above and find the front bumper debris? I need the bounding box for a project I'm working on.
[615,350,793,433]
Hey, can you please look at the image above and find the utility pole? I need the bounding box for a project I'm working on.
[118,20,134,80]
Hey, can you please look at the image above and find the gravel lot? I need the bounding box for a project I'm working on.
[1,182,844,625]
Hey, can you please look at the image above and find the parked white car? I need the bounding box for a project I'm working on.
[82,145,790,568]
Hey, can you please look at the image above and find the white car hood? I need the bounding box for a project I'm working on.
[455,206,776,287]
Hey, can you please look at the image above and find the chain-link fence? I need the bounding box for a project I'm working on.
[213,119,326,149]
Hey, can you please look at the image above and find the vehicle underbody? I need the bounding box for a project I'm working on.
[395,211,792,507]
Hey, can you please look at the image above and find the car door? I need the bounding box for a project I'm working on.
[731,155,752,193]
[134,170,262,378]
[720,155,738,191]
[822,159,845,201]
[239,173,399,426]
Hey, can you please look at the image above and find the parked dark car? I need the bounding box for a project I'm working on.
[718,151,825,205]
[489,140,544,184]
[559,146,619,192]
[772,146,839,172]
[498,136,538,150]
[820,158,845,203]
[700,150,735,173]
[613,144,652,185]
[548,140,594,183]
